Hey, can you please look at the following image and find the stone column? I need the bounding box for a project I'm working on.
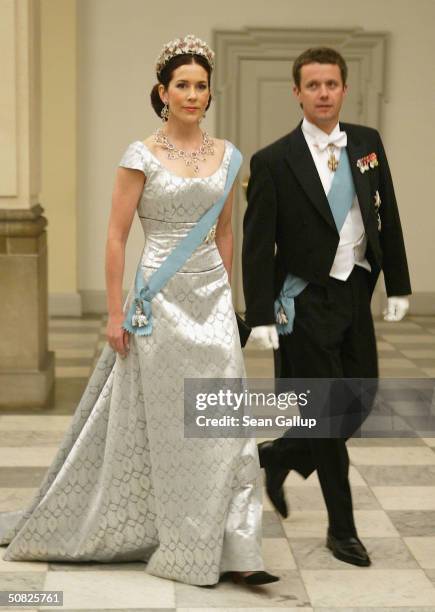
[0,0,54,408]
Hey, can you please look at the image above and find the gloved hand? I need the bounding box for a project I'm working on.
[248,325,279,350]
[383,296,410,322]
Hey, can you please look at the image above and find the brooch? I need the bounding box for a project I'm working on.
[203,224,217,244]
[374,190,381,231]
[357,152,378,174]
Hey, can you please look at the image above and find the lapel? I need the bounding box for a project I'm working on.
[284,124,336,231]
[341,122,371,226]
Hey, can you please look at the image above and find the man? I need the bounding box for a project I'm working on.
[242,47,411,567]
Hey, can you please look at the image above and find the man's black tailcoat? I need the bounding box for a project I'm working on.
[242,122,411,328]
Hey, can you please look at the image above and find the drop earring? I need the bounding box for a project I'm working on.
[160,103,169,122]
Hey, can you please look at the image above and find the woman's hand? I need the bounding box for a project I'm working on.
[107,313,130,358]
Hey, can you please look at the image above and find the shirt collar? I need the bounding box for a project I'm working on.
[302,117,341,145]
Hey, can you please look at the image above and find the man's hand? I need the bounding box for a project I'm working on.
[248,325,279,350]
[383,296,410,322]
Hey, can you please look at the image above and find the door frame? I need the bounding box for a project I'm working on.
[213,27,388,314]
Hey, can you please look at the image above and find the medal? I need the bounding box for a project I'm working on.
[327,145,339,172]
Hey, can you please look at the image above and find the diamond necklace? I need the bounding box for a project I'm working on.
[153,129,215,174]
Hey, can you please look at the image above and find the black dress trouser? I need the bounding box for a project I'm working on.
[273,265,378,538]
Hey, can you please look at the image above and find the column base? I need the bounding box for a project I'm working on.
[0,351,55,409]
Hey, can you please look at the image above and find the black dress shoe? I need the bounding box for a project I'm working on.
[326,533,371,567]
[220,570,280,585]
[258,441,289,518]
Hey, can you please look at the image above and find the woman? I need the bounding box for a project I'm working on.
[0,35,278,587]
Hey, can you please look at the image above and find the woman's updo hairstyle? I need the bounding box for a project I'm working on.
[150,54,212,119]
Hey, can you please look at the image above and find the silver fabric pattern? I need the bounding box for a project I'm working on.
[0,140,264,586]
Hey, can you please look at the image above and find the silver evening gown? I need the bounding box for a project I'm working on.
[0,139,264,585]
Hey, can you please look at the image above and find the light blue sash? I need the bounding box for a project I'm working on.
[123,147,243,336]
[275,148,356,335]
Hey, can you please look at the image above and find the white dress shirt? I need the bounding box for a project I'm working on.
[301,118,371,280]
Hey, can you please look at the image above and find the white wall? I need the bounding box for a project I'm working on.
[77,0,435,299]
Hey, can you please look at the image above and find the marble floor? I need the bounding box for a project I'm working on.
[0,315,434,610]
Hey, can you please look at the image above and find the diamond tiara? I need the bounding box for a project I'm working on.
[155,34,215,76]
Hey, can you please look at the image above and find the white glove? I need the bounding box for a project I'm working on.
[383,296,410,322]
[248,324,279,350]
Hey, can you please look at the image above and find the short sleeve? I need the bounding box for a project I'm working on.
[118,141,147,175]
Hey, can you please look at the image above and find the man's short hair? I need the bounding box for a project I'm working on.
[292,47,348,88]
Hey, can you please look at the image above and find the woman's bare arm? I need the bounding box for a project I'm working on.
[105,166,145,356]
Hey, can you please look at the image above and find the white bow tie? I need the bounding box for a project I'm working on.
[315,131,347,151]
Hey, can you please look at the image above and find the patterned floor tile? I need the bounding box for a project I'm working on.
[377,350,403,360]
[0,608,39,612]
[376,341,396,351]
[426,569,435,586]
[375,321,424,331]
[379,358,416,368]
[301,569,435,607]
[381,334,435,344]
[55,366,91,378]
[282,486,379,511]
[0,431,64,447]
[174,570,310,608]
[47,561,147,572]
[312,607,435,612]
[43,571,175,609]
[178,609,313,612]
[348,446,435,465]
[0,557,48,572]
[400,349,435,358]
[379,368,425,378]
[49,317,101,328]
[0,447,59,468]
[0,571,45,590]
[50,326,101,334]
[1,314,435,609]
[403,537,435,569]
[392,400,430,416]
[283,510,398,539]
[406,359,435,368]
[0,467,46,487]
[0,416,71,432]
[52,348,95,359]
[357,464,435,486]
[262,511,286,538]
[48,335,99,351]
[285,465,366,487]
[0,488,37,512]
[289,537,418,570]
[261,538,296,569]
[347,436,425,446]
[372,486,435,510]
[245,359,274,378]
[55,358,93,368]
[387,510,435,537]
[409,316,435,324]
